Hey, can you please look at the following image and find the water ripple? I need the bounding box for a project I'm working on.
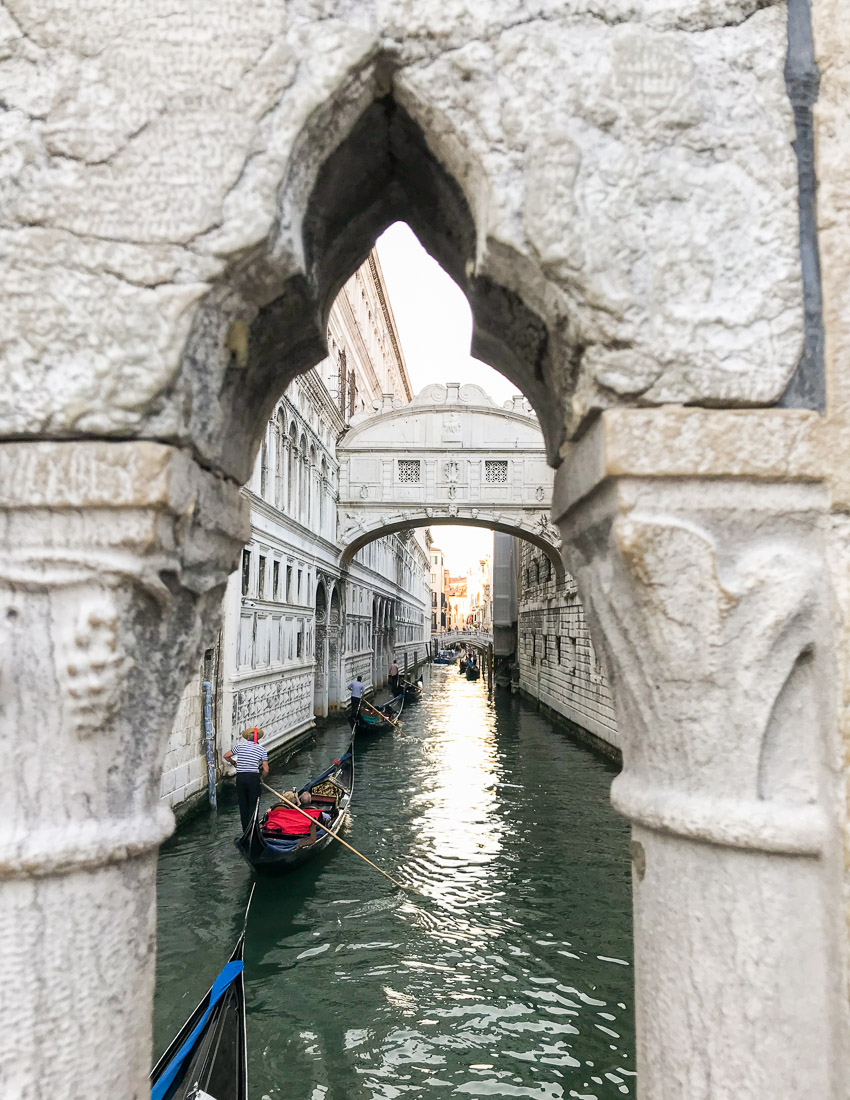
[155,667,633,1099]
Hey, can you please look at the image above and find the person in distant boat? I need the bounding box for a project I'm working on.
[388,659,399,693]
[224,727,269,831]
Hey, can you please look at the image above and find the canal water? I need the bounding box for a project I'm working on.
[154,666,635,1099]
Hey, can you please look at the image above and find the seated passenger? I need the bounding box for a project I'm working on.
[299,790,331,826]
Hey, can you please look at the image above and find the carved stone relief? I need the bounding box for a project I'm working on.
[54,587,130,739]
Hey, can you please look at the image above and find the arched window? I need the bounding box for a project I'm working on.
[299,433,308,523]
[320,457,328,537]
[276,409,287,509]
[288,423,298,511]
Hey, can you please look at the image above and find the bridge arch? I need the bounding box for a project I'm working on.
[342,514,562,583]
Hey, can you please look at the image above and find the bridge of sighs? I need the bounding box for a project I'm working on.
[336,382,561,575]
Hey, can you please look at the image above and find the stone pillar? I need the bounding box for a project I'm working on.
[553,409,848,1098]
[0,441,248,1100]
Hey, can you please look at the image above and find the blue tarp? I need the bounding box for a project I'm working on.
[151,959,243,1100]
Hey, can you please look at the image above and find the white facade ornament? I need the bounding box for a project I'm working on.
[442,412,462,441]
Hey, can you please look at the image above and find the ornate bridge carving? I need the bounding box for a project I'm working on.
[337,383,561,575]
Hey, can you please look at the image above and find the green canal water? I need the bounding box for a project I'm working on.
[154,666,635,1099]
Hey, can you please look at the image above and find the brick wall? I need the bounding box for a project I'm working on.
[516,544,620,753]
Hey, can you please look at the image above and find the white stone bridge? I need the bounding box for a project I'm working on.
[337,383,562,575]
[438,629,493,652]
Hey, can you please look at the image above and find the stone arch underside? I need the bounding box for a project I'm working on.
[341,514,563,582]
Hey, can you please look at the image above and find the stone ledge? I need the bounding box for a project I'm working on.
[0,806,174,880]
[612,774,827,856]
[554,406,825,521]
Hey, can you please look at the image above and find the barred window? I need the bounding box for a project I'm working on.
[485,460,508,483]
[398,460,421,483]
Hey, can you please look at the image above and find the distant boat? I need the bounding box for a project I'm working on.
[433,650,456,665]
[150,936,247,1100]
[234,744,354,874]
[458,657,468,673]
[466,663,481,681]
[401,678,423,702]
[352,695,404,735]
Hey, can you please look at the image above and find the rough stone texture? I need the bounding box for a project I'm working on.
[0,0,803,478]
[160,665,206,809]
[812,0,850,1003]
[555,472,847,1096]
[0,441,247,1100]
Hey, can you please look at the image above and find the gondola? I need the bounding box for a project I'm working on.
[234,744,354,874]
[458,657,468,674]
[150,936,248,1100]
[401,678,423,702]
[352,694,404,735]
[466,662,481,681]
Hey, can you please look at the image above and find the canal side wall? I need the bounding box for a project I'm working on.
[160,662,208,813]
[516,543,621,755]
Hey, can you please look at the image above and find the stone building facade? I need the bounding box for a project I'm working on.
[516,541,620,755]
[5,5,850,1098]
[160,252,430,810]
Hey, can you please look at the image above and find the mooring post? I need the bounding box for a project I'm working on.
[487,643,494,695]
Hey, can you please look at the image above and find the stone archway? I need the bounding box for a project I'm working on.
[2,10,847,1100]
[314,578,329,717]
[326,584,344,713]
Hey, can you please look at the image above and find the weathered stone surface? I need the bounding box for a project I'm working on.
[0,440,246,1100]
[556,472,847,1097]
[0,0,804,478]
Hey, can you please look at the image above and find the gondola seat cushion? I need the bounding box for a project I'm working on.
[263,806,325,836]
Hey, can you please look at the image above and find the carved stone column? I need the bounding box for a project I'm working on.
[553,410,847,1098]
[0,442,248,1100]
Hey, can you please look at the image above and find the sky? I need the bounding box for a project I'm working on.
[375,222,514,572]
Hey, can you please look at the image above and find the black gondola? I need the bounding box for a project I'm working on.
[401,678,423,702]
[466,662,481,681]
[458,658,468,674]
[150,936,248,1100]
[234,744,354,874]
[352,695,404,735]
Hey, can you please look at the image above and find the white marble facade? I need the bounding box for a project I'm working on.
[160,252,430,808]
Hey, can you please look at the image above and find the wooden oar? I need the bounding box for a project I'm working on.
[360,696,405,735]
[260,781,409,891]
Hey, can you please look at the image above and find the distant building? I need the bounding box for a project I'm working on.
[429,545,448,633]
[162,250,431,811]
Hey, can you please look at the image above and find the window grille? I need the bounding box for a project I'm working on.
[485,460,508,483]
[257,555,266,599]
[348,368,357,418]
[398,460,421,484]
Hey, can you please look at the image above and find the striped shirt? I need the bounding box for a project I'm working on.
[230,740,268,773]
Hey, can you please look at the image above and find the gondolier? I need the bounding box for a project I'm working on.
[388,659,399,693]
[348,674,365,718]
[225,727,269,831]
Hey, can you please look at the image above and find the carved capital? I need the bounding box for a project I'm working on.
[560,477,836,856]
[0,441,249,876]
